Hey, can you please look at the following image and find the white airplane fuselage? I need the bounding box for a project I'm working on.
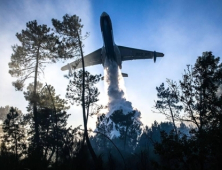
[100,12,122,69]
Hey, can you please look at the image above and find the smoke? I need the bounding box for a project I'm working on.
[98,58,142,138]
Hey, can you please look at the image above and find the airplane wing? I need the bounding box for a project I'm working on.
[118,46,164,61]
[61,48,102,71]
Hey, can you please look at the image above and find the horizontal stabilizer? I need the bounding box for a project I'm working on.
[122,73,128,77]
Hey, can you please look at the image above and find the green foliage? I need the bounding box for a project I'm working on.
[0,105,22,121]
[52,14,87,63]
[53,13,101,167]
[110,110,142,151]
[8,19,73,164]
[24,82,70,112]
[66,70,101,108]
[0,106,11,122]
[8,20,60,91]
[153,52,222,169]
[179,52,222,129]
[154,82,183,133]
[2,107,26,161]
[0,142,18,170]
[24,84,72,161]
[94,113,114,150]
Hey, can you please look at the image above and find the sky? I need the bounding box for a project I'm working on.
[0,0,222,130]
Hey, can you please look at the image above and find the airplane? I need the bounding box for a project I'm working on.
[61,12,164,77]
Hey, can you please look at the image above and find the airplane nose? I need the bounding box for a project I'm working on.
[101,12,108,17]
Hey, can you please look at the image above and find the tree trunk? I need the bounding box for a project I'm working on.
[77,32,98,166]
[33,45,40,164]
[124,126,129,150]
[46,84,59,167]
[168,103,177,135]
[81,103,90,147]
[48,146,56,163]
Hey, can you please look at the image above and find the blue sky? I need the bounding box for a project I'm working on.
[1,0,222,129]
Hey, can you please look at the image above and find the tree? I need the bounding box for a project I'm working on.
[0,106,10,122]
[94,113,114,150]
[0,106,22,122]
[8,20,70,162]
[37,108,70,165]
[57,125,83,169]
[110,110,142,151]
[2,107,25,163]
[179,52,222,130]
[52,14,102,165]
[23,83,71,167]
[24,82,70,112]
[154,82,183,134]
[65,68,101,165]
[179,52,222,169]
[66,70,101,124]
[153,52,222,169]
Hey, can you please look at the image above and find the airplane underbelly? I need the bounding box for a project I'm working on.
[103,29,115,61]
[104,37,115,60]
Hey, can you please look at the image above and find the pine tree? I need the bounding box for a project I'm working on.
[2,107,25,163]
[154,82,182,134]
[0,106,22,122]
[23,83,70,166]
[8,20,69,162]
[110,110,142,151]
[179,52,222,130]
[65,68,101,165]
[52,14,101,165]
[24,82,70,112]
[95,113,114,149]
[66,70,101,123]
[153,52,222,169]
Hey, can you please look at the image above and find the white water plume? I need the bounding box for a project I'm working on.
[104,59,133,115]
[99,58,142,138]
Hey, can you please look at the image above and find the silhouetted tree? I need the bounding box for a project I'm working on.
[137,121,174,150]
[0,106,10,122]
[0,141,19,170]
[178,122,190,136]
[153,52,222,169]
[178,52,222,130]
[110,110,142,151]
[94,113,114,150]
[154,82,183,134]
[2,107,25,164]
[66,70,101,124]
[66,70,102,149]
[24,82,70,112]
[39,108,70,164]
[0,106,22,122]
[52,14,101,167]
[23,83,71,168]
[8,20,70,164]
